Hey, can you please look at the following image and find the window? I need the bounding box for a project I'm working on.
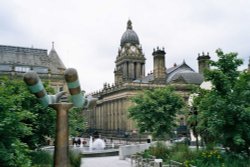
[15,66,30,72]
[33,67,48,73]
[0,65,12,71]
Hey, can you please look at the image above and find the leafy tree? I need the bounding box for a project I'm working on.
[195,49,250,154]
[69,107,86,137]
[0,79,37,166]
[128,86,185,138]
[0,78,86,166]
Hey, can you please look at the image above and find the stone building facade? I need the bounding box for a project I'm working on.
[0,43,67,93]
[85,20,210,137]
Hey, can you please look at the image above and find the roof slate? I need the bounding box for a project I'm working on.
[0,44,66,74]
[0,45,49,67]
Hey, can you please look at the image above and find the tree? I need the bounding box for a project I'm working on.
[0,79,36,166]
[69,107,86,137]
[0,78,86,166]
[195,49,250,154]
[128,86,185,138]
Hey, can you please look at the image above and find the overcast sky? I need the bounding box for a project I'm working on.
[1,0,250,93]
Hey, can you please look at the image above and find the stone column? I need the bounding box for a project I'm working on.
[136,62,141,79]
[96,107,100,129]
[121,99,125,130]
[111,102,113,131]
[129,62,135,80]
[107,103,110,130]
[50,103,73,167]
[112,102,115,131]
[101,105,104,130]
[115,101,118,130]
[141,63,145,77]
[123,62,128,79]
[109,102,111,131]
[104,103,108,130]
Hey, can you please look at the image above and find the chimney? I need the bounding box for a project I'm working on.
[152,47,167,84]
[197,52,210,75]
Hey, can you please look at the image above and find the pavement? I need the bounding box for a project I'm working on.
[81,156,131,167]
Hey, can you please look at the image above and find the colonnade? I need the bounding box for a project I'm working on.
[92,97,135,132]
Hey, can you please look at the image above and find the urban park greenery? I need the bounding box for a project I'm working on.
[131,49,250,166]
[141,142,250,167]
[194,49,250,155]
[0,79,85,167]
[128,86,185,139]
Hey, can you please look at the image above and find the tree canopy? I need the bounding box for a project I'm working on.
[128,86,185,138]
[0,78,85,166]
[0,79,56,166]
[194,49,250,154]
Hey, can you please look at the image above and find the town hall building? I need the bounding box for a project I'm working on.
[84,20,210,137]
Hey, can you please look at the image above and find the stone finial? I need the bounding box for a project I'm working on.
[103,83,107,89]
[127,20,132,30]
[52,41,55,50]
[183,59,186,64]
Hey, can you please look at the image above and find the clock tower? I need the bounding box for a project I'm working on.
[114,20,146,84]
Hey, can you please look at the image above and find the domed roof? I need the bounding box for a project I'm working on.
[120,20,140,46]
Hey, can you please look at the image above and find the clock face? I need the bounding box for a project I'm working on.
[131,46,137,52]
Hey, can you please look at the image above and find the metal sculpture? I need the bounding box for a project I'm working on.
[24,68,97,167]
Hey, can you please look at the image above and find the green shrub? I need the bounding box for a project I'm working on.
[222,152,250,167]
[140,142,250,167]
[148,141,170,160]
[194,150,250,167]
[30,150,53,167]
[69,151,81,167]
[194,149,222,167]
[169,143,198,163]
[30,150,82,167]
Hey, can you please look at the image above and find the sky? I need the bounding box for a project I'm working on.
[1,0,250,93]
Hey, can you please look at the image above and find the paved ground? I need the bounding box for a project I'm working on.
[81,156,131,167]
